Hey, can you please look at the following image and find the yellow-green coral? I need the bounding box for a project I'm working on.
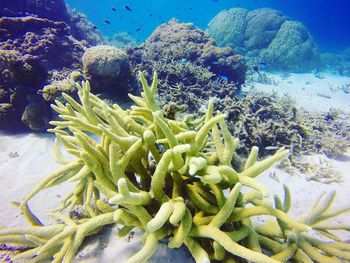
[1,72,350,262]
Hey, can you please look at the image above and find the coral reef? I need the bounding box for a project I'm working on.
[0,0,104,47]
[82,45,132,99]
[1,72,349,263]
[0,0,70,21]
[0,16,86,130]
[127,19,246,111]
[206,8,320,72]
[259,21,320,71]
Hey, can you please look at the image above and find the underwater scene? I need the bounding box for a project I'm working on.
[1,0,350,262]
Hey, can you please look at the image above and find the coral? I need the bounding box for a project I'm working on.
[67,8,105,47]
[127,19,246,95]
[245,8,287,51]
[0,16,86,130]
[0,0,70,21]
[82,45,132,98]
[42,71,84,103]
[206,8,248,51]
[82,46,129,78]
[21,102,50,131]
[260,21,320,71]
[1,72,349,263]
[206,8,320,72]
[300,109,350,158]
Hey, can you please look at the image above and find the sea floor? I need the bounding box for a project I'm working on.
[0,72,350,262]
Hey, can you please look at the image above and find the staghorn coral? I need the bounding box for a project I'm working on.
[0,72,349,262]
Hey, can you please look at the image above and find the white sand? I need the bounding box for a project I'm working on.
[245,72,350,113]
[0,73,350,262]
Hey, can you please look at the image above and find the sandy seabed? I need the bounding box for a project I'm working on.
[1,72,350,262]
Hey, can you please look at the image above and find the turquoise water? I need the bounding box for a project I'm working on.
[66,0,350,52]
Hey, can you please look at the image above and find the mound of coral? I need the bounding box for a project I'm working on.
[206,8,320,71]
[1,72,349,263]
[127,19,246,111]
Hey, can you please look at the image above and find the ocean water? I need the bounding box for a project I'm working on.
[66,0,350,52]
[1,0,350,262]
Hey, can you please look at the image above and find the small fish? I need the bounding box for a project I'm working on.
[265,146,279,151]
[258,62,267,69]
[111,7,117,11]
[104,20,111,24]
[155,143,164,153]
[136,28,141,32]
[124,5,132,11]
[219,74,229,81]
[148,14,153,17]
[189,7,193,10]
[211,61,220,65]
[253,66,259,72]
[93,26,98,29]
[212,0,219,2]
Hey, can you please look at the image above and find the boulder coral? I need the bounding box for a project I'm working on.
[0,72,349,262]
[206,8,320,71]
[260,21,320,71]
[82,45,132,98]
[205,8,248,51]
[244,8,287,51]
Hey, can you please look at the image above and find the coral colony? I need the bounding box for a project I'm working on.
[0,72,349,262]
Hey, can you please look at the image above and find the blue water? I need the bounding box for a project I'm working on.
[66,0,350,52]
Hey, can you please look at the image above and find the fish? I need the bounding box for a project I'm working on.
[93,26,98,29]
[124,5,132,11]
[219,74,229,81]
[265,146,280,150]
[111,7,117,11]
[148,14,153,17]
[253,66,259,72]
[258,62,267,69]
[136,28,141,32]
[212,0,219,2]
[211,61,220,65]
[104,20,111,24]
[155,143,164,153]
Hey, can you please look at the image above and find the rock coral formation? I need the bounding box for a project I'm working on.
[1,72,349,263]
[0,17,86,130]
[206,8,320,71]
[127,19,246,108]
